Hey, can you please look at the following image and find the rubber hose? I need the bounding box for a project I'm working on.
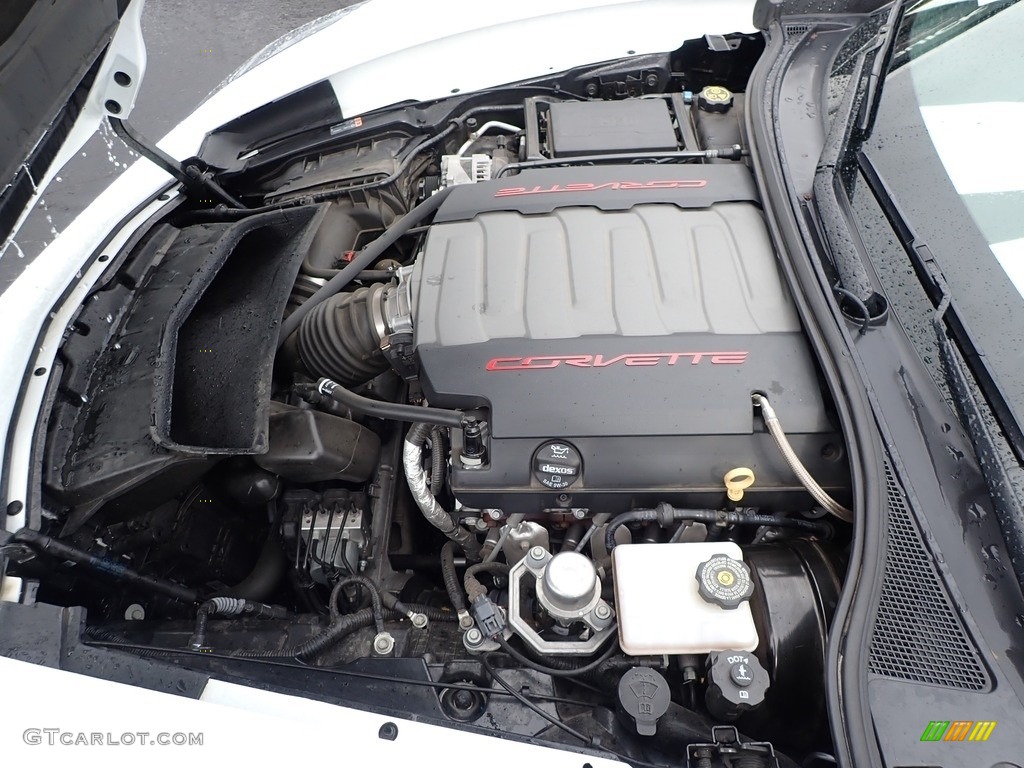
[430,426,447,494]
[603,506,832,553]
[278,186,454,346]
[309,378,467,429]
[218,536,285,602]
[440,541,466,614]
[12,528,199,604]
[297,283,391,385]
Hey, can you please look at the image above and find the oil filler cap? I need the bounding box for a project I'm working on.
[532,441,581,490]
[695,554,754,609]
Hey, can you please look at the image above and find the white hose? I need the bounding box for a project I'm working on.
[753,394,854,523]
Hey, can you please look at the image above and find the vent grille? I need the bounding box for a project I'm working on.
[868,464,989,690]
[785,24,811,36]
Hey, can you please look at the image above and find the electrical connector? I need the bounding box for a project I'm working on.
[470,595,506,638]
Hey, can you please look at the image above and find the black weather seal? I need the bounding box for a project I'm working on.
[745,14,891,768]
[109,117,246,209]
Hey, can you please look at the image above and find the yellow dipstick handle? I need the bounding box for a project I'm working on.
[724,467,755,502]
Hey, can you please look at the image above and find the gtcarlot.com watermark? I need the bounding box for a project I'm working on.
[23,729,203,747]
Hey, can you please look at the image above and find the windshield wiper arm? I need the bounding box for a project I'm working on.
[856,2,906,138]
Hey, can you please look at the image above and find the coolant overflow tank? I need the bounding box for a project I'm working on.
[612,542,758,656]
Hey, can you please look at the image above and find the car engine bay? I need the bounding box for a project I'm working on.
[7,32,856,768]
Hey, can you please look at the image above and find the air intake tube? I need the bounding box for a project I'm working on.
[296,282,390,385]
[296,274,414,386]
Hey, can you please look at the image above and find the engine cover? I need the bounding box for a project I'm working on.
[410,164,847,513]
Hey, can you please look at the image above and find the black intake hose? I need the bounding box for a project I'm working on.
[296,283,391,386]
[278,185,454,347]
[604,504,833,553]
[12,529,199,604]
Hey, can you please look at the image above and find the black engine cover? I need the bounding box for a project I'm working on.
[410,165,847,512]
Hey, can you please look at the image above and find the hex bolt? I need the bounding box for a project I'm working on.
[465,627,483,645]
[409,612,429,630]
[595,604,612,620]
[572,508,587,520]
[373,632,395,655]
[528,546,546,562]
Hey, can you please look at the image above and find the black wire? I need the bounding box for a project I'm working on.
[480,654,594,744]
[495,635,619,678]
[83,639,594,707]
[481,655,663,768]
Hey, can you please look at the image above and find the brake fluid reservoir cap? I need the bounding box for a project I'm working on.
[695,554,754,609]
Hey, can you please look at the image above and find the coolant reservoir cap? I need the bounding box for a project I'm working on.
[695,554,754,609]
[697,84,734,113]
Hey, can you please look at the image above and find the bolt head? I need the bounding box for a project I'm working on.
[465,628,483,645]
[410,612,429,630]
[595,604,611,620]
[529,546,546,561]
[572,508,587,520]
[373,632,395,655]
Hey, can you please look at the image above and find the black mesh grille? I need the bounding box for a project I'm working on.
[785,23,810,35]
[868,464,989,690]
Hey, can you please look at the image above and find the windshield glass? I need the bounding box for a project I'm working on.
[862,0,1024,443]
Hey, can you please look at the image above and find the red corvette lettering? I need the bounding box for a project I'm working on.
[495,180,707,197]
[485,352,748,371]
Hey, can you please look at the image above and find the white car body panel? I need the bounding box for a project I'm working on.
[0,655,624,766]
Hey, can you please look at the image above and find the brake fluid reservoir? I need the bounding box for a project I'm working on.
[612,542,758,656]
